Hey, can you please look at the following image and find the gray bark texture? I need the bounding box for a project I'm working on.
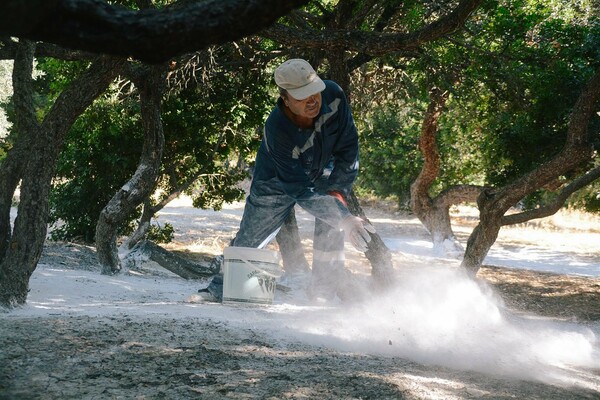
[95,65,167,275]
[0,47,124,307]
[0,41,37,262]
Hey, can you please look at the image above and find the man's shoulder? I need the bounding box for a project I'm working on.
[322,80,348,110]
[323,80,343,96]
[265,104,287,130]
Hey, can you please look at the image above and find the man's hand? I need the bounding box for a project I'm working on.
[340,215,376,252]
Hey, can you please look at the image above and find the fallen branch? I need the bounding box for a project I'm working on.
[123,240,218,279]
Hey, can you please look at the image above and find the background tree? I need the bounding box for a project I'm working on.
[0,40,124,307]
[350,0,599,261]
[463,67,600,274]
[95,63,168,274]
[410,87,485,256]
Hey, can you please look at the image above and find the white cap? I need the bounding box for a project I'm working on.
[274,59,326,100]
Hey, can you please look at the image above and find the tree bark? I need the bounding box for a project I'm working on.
[0,41,39,307]
[0,51,124,308]
[410,87,484,256]
[0,41,38,261]
[0,0,310,63]
[461,67,600,275]
[95,64,167,275]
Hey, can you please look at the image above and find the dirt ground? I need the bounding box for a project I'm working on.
[1,204,600,399]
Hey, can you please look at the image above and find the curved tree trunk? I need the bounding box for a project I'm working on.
[461,67,600,275]
[410,87,452,251]
[0,45,124,307]
[95,64,167,275]
[410,87,484,256]
[123,128,255,253]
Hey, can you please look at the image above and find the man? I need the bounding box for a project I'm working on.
[202,58,373,302]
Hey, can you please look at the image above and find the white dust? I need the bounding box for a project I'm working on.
[271,265,600,388]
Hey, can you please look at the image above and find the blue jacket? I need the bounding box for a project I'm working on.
[251,80,359,227]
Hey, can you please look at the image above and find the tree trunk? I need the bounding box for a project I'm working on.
[122,240,218,279]
[0,41,37,261]
[410,87,484,256]
[461,193,503,275]
[276,208,310,274]
[123,199,155,251]
[461,67,600,275]
[0,48,124,308]
[410,87,451,252]
[95,64,167,275]
[0,41,39,307]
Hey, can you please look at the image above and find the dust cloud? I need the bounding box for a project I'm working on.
[272,265,600,388]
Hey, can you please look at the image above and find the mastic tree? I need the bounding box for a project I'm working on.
[0,40,124,306]
[347,0,599,260]
[410,0,600,266]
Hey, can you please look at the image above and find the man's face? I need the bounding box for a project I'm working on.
[285,92,322,119]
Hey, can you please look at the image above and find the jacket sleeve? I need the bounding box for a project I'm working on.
[327,84,359,196]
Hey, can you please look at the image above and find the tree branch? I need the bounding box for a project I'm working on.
[501,165,600,226]
[436,184,486,208]
[0,0,310,63]
[261,0,483,55]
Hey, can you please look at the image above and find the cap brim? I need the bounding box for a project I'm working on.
[287,78,326,100]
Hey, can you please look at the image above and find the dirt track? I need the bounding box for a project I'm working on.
[1,203,600,399]
[2,312,599,400]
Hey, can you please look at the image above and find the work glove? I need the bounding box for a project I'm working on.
[340,215,376,252]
